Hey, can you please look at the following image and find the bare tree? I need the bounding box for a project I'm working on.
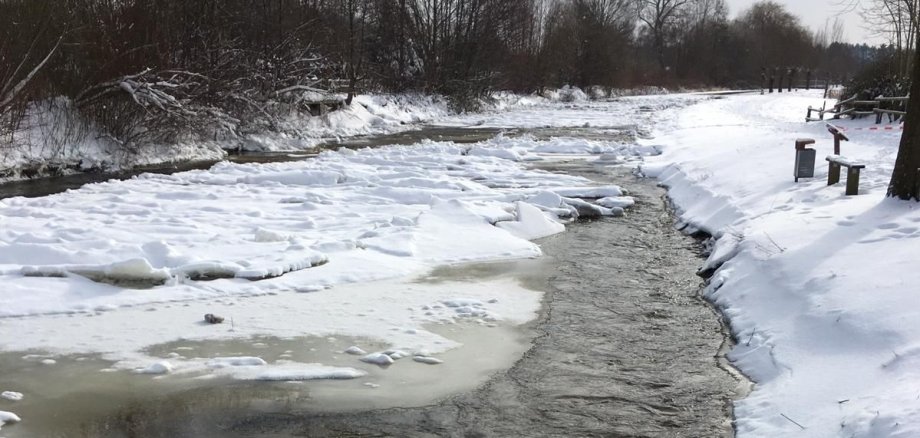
[862,0,919,76]
[0,1,65,141]
[637,0,695,71]
[845,0,920,199]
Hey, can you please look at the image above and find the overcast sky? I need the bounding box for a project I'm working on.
[723,0,884,45]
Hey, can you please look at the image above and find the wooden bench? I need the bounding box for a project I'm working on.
[826,155,866,195]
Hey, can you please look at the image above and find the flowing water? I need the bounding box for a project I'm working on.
[219,162,749,438]
[0,127,747,437]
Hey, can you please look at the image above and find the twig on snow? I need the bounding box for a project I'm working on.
[781,413,806,430]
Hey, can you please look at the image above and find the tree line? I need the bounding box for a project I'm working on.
[0,0,881,150]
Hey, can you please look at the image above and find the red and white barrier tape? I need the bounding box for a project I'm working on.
[836,125,903,132]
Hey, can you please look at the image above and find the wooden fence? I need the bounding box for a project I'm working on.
[807,95,910,124]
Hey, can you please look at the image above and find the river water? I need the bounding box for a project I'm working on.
[0,127,747,437]
[220,162,748,438]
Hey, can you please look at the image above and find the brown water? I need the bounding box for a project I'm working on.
[0,320,534,438]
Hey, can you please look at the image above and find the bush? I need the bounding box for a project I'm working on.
[844,55,910,100]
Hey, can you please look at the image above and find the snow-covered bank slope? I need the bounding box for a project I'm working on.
[0,94,452,181]
[0,88,676,182]
[240,94,453,151]
[643,91,920,437]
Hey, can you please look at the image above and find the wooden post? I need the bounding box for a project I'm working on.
[846,167,861,195]
[823,77,830,99]
[834,134,842,155]
[828,162,841,185]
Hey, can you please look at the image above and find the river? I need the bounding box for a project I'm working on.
[0,124,747,437]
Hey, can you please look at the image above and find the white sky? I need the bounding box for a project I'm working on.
[724,0,886,45]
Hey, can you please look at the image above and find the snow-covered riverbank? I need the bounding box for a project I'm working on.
[0,87,678,183]
[642,90,920,437]
[0,94,451,182]
[1,92,550,182]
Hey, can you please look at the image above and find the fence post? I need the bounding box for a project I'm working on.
[761,68,767,95]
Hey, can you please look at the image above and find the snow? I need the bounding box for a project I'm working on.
[468,146,523,162]
[0,392,22,402]
[0,411,20,430]
[8,88,913,436]
[220,363,366,381]
[438,94,697,130]
[228,94,451,153]
[1,90,682,183]
[1,134,633,320]
[136,361,173,375]
[383,349,410,360]
[596,196,635,209]
[826,154,866,167]
[412,356,443,365]
[360,352,395,366]
[638,90,920,437]
[496,201,566,241]
[206,356,268,368]
[0,99,227,182]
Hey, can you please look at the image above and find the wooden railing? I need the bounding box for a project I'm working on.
[807,95,909,124]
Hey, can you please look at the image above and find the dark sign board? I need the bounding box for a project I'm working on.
[794,149,816,179]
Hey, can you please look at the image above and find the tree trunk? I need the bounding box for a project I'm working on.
[654,32,666,72]
[888,45,920,200]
